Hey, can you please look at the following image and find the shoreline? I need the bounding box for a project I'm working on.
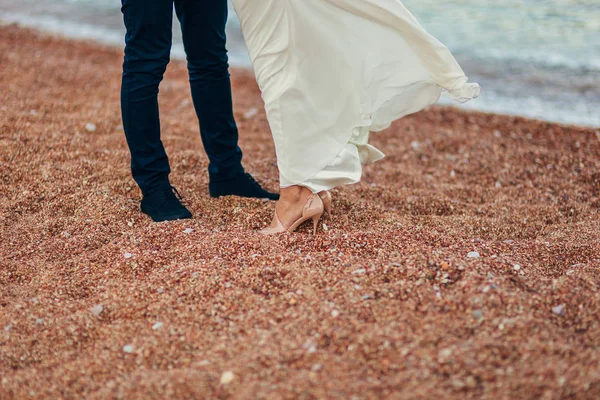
[1,17,598,128]
[1,25,599,399]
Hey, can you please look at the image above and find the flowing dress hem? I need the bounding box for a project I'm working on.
[279,77,479,190]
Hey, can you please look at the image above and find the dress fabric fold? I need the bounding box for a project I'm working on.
[232,0,480,192]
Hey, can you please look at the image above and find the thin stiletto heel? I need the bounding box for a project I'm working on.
[318,191,333,220]
[312,214,320,234]
[323,202,332,218]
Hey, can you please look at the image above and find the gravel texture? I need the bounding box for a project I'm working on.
[1,25,599,399]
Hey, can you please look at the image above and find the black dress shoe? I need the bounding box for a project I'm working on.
[209,172,279,200]
[140,186,193,222]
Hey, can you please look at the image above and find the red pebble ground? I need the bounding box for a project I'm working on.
[1,25,599,399]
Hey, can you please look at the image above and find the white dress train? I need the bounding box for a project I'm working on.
[232,0,480,192]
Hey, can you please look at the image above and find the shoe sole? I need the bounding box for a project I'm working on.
[210,193,279,201]
[140,207,192,223]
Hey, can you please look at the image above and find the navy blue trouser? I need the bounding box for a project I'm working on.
[121,0,244,195]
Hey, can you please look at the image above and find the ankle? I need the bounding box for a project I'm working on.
[280,186,312,203]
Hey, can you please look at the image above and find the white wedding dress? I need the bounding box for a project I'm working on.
[232,0,480,192]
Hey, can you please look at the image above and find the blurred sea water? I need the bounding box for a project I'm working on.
[1,0,599,127]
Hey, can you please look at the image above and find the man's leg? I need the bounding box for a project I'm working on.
[174,0,278,200]
[174,0,243,183]
[121,0,173,195]
[121,0,192,221]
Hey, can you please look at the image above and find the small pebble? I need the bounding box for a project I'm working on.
[465,376,477,388]
[183,228,193,234]
[467,251,480,258]
[4,324,13,332]
[122,344,134,353]
[123,252,133,259]
[438,348,452,359]
[331,310,340,318]
[152,322,164,330]
[472,310,484,319]
[352,268,366,274]
[90,304,103,316]
[85,123,97,132]
[303,340,317,354]
[451,379,465,389]
[220,371,235,385]
[513,264,521,271]
[244,108,258,119]
[552,305,566,316]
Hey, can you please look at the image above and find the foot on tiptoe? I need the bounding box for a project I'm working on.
[209,172,279,200]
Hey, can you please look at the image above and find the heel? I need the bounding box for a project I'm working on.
[318,191,333,220]
[311,214,321,235]
[323,202,332,219]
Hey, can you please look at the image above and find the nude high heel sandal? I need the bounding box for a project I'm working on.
[318,191,332,219]
[260,193,324,235]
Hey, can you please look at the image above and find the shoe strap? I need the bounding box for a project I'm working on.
[303,194,324,219]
